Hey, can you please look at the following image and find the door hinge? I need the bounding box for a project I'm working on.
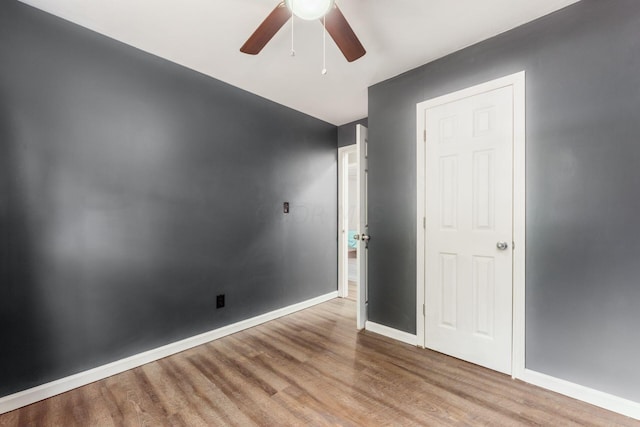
[423,129,426,142]
[423,217,426,229]
[422,304,425,316]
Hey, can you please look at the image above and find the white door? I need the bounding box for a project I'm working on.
[355,124,368,330]
[424,85,514,374]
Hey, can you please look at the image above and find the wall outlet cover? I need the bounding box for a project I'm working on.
[216,294,225,308]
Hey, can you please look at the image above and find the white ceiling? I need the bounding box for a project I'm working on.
[19,0,580,125]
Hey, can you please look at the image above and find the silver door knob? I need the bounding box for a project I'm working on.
[362,234,371,242]
[496,241,509,250]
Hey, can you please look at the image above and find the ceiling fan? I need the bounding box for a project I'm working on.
[240,0,366,62]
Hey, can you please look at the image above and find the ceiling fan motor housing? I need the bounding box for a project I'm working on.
[284,0,335,20]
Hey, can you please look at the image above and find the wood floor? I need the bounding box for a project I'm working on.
[0,298,636,426]
[346,280,357,301]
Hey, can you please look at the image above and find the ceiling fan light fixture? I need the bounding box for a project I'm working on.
[284,0,335,20]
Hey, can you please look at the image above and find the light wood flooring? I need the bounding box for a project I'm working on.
[346,280,357,301]
[0,298,637,426]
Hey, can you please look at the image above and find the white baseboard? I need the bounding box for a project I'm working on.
[519,369,640,421]
[0,291,338,415]
[365,321,418,346]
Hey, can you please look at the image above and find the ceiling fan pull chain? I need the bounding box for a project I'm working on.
[321,15,327,75]
[290,0,295,57]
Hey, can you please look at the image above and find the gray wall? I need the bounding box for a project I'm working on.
[338,118,368,148]
[368,0,640,402]
[0,1,337,397]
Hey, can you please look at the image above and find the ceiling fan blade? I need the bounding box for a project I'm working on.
[322,4,366,62]
[240,2,291,55]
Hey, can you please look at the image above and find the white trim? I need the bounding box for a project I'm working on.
[511,71,527,378]
[416,100,426,348]
[519,369,640,421]
[365,321,418,346]
[417,72,525,110]
[415,71,526,371]
[0,291,338,415]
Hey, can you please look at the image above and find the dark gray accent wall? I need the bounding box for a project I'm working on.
[0,1,337,397]
[368,0,640,402]
[338,118,368,147]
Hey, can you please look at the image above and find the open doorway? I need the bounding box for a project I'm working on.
[338,146,358,301]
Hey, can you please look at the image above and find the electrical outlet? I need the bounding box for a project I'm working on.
[216,294,225,309]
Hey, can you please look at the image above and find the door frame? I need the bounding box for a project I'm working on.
[415,71,526,377]
[338,145,357,299]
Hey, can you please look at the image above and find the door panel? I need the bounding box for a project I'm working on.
[439,155,458,229]
[424,85,513,374]
[439,253,458,328]
[472,150,495,230]
[472,255,495,338]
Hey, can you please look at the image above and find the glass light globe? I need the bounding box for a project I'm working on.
[284,0,335,20]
